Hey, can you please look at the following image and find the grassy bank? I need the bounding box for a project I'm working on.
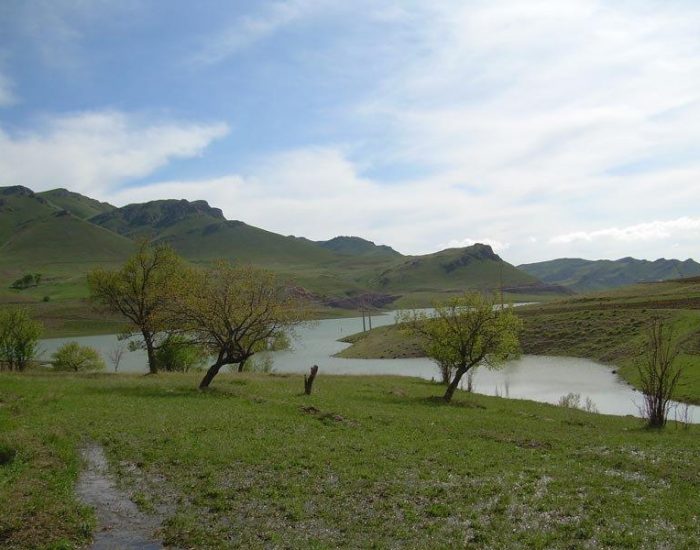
[1,371,698,549]
[337,280,700,404]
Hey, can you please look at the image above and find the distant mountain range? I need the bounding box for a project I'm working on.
[519,257,700,292]
[3,184,696,306]
[0,185,563,307]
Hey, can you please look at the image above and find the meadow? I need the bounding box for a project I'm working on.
[1,371,698,549]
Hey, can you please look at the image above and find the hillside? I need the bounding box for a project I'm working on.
[0,186,134,272]
[317,236,401,258]
[1,186,568,322]
[38,188,115,220]
[520,256,700,292]
[372,243,567,298]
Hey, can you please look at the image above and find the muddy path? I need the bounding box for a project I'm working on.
[75,442,163,549]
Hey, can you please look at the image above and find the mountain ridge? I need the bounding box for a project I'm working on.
[519,257,700,292]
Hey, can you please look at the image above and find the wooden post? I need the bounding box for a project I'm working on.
[304,365,319,395]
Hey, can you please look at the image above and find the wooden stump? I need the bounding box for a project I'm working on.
[304,365,319,395]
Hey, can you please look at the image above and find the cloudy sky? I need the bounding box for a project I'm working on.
[1,0,699,264]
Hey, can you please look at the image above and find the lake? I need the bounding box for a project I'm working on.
[39,311,698,423]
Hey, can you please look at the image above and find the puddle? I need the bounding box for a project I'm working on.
[75,442,163,549]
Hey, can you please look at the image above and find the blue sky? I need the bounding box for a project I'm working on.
[1,0,700,264]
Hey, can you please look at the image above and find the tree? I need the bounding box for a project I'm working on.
[87,242,184,374]
[155,334,207,372]
[0,308,42,371]
[175,262,307,389]
[637,318,683,428]
[399,293,522,402]
[52,342,106,372]
[108,344,126,372]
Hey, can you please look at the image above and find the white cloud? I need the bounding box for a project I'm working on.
[551,218,700,244]
[0,71,16,107]
[105,146,544,258]
[190,0,330,65]
[0,111,229,194]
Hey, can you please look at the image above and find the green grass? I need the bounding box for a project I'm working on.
[1,371,698,549]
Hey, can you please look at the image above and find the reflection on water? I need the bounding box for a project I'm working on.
[39,312,697,422]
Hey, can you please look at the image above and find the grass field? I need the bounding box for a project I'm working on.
[1,371,698,549]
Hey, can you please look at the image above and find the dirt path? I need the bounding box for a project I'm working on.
[75,442,163,549]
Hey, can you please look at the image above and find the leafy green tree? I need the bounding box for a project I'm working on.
[400,293,522,402]
[174,262,308,388]
[87,242,184,374]
[52,342,106,372]
[0,309,42,371]
[155,334,207,372]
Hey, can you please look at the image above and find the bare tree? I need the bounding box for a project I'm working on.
[637,318,683,428]
[108,344,126,373]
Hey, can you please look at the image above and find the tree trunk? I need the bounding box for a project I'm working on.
[237,357,247,373]
[304,365,319,395]
[200,362,224,389]
[143,331,157,374]
[443,366,468,402]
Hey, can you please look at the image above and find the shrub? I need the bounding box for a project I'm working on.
[558,392,598,413]
[0,442,17,466]
[10,273,41,290]
[637,319,682,428]
[155,335,207,372]
[0,309,42,371]
[241,354,275,373]
[52,342,106,372]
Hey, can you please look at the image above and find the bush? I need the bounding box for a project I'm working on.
[241,354,275,373]
[52,342,106,372]
[10,273,41,290]
[558,392,598,413]
[637,319,682,428]
[0,309,42,371]
[155,335,207,372]
[0,442,17,466]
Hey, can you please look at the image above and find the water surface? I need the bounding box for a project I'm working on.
[39,312,697,422]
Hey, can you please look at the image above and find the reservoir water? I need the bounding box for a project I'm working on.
[39,312,698,422]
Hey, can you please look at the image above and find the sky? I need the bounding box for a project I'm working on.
[1,0,699,264]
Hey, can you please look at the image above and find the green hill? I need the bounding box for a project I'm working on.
[519,257,700,292]
[0,186,133,271]
[317,236,401,258]
[91,199,342,268]
[1,186,567,321]
[38,188,115,220]
[372,243,563,298]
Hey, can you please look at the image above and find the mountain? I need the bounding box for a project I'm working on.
[1,185,567,307]
[519,257,700,292]
[91,200,340,267]
[0,186,134,269]
[37,188,115,220]
[373,243,558,296]
[317,236,401,258]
